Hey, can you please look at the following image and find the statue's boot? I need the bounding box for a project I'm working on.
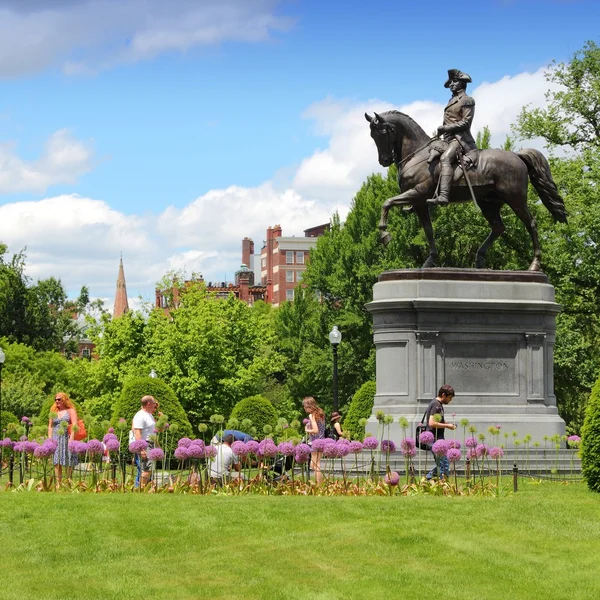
[427,164,453,206]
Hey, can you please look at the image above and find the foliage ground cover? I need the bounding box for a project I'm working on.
[0,483,599,600]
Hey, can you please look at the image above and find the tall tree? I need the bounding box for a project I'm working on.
[514,40,600,151]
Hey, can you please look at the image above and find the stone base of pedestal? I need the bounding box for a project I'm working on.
[365,268,566,445]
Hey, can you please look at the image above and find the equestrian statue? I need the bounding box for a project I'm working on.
[365,68,567,271]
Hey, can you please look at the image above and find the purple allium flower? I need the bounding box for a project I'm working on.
[349,441,364,453]
[384,471,400,486]
[174,447,189,461]
[363,436,379,450]
[190,439,205,450]
[448,439,461,449]
[258,439,277,458]
[336,442,350,458]
[45,439,58,453]
[489,446,504,460]
[148,448,165,461]
[404,447,417,458]
[295,443,311,458]
[204,445,217,459]
[105,438,120,452]
[401,438,416,452]
[567,435,581,448]
[246,440,259,455]
[108,427,115,434]
[72,441,89,456]
[302,418,309,425]
[187,444,204,459]
[277,442,295,456]
[87,439,104,455]
[337,438,350,446]
[432,440,450,457]
[495,424,502,430]
[177,437,192,448]
[467,448,477,460]
[21,416,31,424]
[119,418,127,424]
[129,439,148,454]
[13,442,25,453]
[24,441,38,454]
[34,444,53,459]
[419,431,435,446]
[231,441,248,457]
[1,438,15,449]
[323,443,338,458]
[312,438,328,452]
[381,439,396,453]
[475,443,489,458]
[447,448,462,462]
[103,433,118,443]
[465,437,478,448]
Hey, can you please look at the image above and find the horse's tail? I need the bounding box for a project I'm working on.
[517,148,568,223]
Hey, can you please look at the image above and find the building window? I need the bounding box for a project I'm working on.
[81,348,91,358]
[286,251,294,264]
[286,270,294,283]
[286,289,294,301]
[296,251,305,264]
[296,271,303,283]
[261,258,266,268]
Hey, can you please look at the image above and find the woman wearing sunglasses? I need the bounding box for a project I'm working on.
[47,392,79,487]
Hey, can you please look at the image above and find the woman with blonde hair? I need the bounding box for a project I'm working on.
[303,396,325,484]
[47,392,79,487]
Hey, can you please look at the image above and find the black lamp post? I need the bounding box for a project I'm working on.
[0,346,5,478]
[328,326,342,413]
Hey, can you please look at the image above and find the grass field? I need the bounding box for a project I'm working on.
[0,481,599,600]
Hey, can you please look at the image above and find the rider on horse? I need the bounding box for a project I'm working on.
[427,69,477,206]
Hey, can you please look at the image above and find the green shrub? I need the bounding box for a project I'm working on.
[581,377,600,492]
[1,410,20,440]
[229,395,277,440]
[276,427,302,443]
[111,376,193,452]
[343,381,376,441]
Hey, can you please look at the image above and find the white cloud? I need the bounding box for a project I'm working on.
[0,67,561,306]
[0,0,293,77]
[0,130,94,193]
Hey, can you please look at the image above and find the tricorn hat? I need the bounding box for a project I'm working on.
[444,69,472,88]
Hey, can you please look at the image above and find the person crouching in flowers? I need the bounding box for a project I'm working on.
[303,396,325,484]
[47,392,79,488]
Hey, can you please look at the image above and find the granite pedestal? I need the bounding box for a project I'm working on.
[365,269,566,445]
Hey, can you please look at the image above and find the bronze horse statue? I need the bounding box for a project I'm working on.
[365,110,567,271]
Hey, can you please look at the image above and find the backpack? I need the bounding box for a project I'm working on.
[324,424,339,441]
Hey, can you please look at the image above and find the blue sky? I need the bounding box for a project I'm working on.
[0,0,597,307]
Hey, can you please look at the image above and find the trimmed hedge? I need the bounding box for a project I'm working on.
[229,395,277,441]
[111,376,193,452]
[343,381,376,441]
[581,377,600,492]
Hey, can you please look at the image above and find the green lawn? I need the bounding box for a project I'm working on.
[0,482,599,600]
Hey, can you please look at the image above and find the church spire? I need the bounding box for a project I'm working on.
[113,255,129,318]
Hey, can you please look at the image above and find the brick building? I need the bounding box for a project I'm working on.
[259,223,328,306]
[155,223,328,310]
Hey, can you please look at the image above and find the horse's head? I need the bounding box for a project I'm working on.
[365,112,398,167]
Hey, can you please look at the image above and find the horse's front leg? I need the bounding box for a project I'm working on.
[379,190,419,246]
[413,203,438,267]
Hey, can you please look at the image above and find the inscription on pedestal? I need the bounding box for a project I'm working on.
[443,342,518,395]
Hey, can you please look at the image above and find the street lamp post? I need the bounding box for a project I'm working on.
[328,326,342,413]
[149,369,157,379]
[0,346,5,478]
